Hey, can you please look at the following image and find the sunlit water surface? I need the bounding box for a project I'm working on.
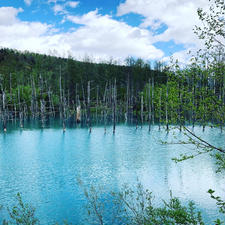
[0,123,225,224]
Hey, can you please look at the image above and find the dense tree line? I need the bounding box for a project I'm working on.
[0,48,169,128]
[0,47,225,131]
[0,48,167,103]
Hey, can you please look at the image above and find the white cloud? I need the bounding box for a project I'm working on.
[162,49,192,66]
[24,0,32,6]
[0,7,55,52]
[117,0,209,46]
[48,0,57,3]
[48,0,66,3]
[52,1,79,15]
[65,10,163,60]
[53,4,67,15]
[65,1,79,8]
[0,1,213,64]
[0,7,164,62]
[0,7,23,25]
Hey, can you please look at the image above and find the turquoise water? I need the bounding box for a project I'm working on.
[0,124,225,224]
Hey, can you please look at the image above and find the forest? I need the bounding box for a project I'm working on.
[0,46,224,132]
[0,48,168,130]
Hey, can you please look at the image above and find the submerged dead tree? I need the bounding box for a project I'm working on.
[148,79,151,132]
[151,77,154,124]
[2,91,6,131]
[18,86,23,128]
[39,74,46,128]
[62,90,66,131]
[126,74,130,122]
[159,88,162,130]
[59,65,63,119]
[103,82,108,134]
[40,99,45,128]
[48,87,55,117]
[96,85,99,122]
[113,78,117,134]
[76,93,81,124]
[30,76,35,118]
[141,93,143,128]
[87,81,91,132]
[166,80,169,131]
[82,83,87,122]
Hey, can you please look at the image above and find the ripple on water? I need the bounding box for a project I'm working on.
[0,125,224,224]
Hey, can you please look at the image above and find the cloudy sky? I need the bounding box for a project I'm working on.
[0,0,209,63]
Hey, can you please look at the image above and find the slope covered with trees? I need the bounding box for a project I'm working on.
[0,45,225,132]
[0,48,168,129]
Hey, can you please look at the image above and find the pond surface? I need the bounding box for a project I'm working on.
[0,124,225,224]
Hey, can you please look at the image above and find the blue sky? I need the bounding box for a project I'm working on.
[0,0,208,63]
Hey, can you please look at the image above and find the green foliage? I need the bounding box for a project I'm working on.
[214,153,225,173]
[214,218,224,225]
[80,182,205,225]
[52,94,60,106]
[4,193,39,225]
[208,189,225,220]
[194,0,225,49]
[114,184,205,225]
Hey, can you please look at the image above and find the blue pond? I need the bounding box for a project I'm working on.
[0,124,224,224]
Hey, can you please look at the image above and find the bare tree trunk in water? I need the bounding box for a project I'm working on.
[87,81,91,133]
[113,78,116,134]
[148,79,151,132]
[141,94,143,128]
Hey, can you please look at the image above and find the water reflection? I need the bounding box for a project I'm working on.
[0,125,224,224]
